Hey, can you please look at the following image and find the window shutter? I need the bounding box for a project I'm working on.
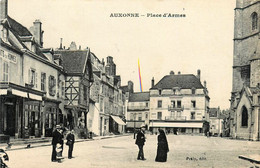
[28,69,31,84]
[35,72,38,88]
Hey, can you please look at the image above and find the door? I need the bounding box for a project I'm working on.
[6,105,15,136]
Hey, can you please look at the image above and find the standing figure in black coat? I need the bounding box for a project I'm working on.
[155,129,169,162]
[135,125,146,160]
[51,125,63,162]
[66,130,75,159]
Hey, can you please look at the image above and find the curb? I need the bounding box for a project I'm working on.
[0,134,130,151]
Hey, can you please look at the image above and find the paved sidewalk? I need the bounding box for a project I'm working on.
[0,134,131,151]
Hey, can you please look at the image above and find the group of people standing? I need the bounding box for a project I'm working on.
[135,125,169,162]
[51,125,75,163]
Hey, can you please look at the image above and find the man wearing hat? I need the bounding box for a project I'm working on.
[135,124,146,160]
[51,125,63,162]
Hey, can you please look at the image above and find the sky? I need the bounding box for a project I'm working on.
[8,0,236,109]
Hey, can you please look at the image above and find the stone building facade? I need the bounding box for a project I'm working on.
[149,70,210,135]
[230,0,260,141]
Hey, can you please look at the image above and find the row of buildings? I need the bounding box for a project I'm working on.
[0,0,227,141]
[0,0,127,141]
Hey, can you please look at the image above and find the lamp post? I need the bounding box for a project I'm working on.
[133,113,136,139]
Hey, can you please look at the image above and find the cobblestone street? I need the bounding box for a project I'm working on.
[4,134,260,168]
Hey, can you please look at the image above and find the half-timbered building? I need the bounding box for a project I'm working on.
[55,47,93,138]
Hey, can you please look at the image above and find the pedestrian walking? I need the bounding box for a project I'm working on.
[135,125,146,160]
[66,130,75,159]
[51,125,63,163]
[155,129,169,162]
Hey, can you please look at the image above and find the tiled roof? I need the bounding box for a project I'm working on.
[54,50,89,74]
[129,92,150,102]
[120,86,129,93]
[151,74,204,89]
[209,108,218,118]
[7,16,32,37]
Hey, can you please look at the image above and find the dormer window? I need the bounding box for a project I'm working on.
[2,28,8,42]
[252,12,258,30]
[192,88,196,94]
[159,89,162,95]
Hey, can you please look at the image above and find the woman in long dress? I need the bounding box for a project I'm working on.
[155,129,169,162]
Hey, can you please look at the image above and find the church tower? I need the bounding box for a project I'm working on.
[232,0,260,101]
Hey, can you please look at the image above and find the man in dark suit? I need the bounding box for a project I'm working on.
[135,125,146,160]
[66,129,75,159]
[51,125,63,162]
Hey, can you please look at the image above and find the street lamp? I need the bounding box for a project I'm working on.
[133,113,136,139]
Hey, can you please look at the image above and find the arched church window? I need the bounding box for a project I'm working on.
[241,106,248,127]
[252,12,258,30]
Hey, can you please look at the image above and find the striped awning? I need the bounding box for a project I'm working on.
[150,122,203,128]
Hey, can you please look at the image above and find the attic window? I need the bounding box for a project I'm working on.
[159,89,162,95]
[192,88,196,94]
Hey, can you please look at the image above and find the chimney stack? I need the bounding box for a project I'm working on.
[59,38,63,49]
[31,20,44,47]
[69,41,77,50]
[170,71,174,75]
[197,69,201,81]
[204,80,207,88]
[151,77,154,88]
[178,71,181,75]
[0,0,8,21]
[128,81,134,93]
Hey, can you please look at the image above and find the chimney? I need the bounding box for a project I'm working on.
[128,81,134,93]
[0,0,8,21]
[197,69,201,81]
[32,20,44,47]
[59,38,63,49]
[178,71,181,75]
[170,71,174,75]
[69,41,77,50]
[151,77,155,88]
[204,80,207,88]
[79,45,81,50]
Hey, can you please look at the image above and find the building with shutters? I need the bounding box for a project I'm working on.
[149,70,210,135]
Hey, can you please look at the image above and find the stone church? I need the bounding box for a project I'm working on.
[230,0,260,140]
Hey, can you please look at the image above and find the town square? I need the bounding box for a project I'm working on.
[0,0,260,167]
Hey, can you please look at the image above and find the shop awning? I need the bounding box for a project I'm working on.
[0,89,7,95]
[29,93,42,101]
[126,121,144,128]
[150,122,203,128]
[111,115,126,125]
[12,89,28,98]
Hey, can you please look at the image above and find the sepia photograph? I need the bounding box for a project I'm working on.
[0,0,260,167]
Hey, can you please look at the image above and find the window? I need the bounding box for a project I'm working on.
[41,73,46,91]
[130,113,134,121]
[100,98,103,112]
[177,101,182,108]
[171,100,175,108]
[28,68,37,87]
[159,89,162,95]
[191,112,195,120]
[49,75,56,96]
[61,81,65,97]
[192,88,196,94]
[145,113,148,119]
[3,61,9,82]
[173,89,176,95]
[138,113,142,121]
[241,106,248,127]
[252,12,258,30]
[191,101,196,108]
[158,100,162,108]
[157,112,162,120]
[146,102,148,107]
